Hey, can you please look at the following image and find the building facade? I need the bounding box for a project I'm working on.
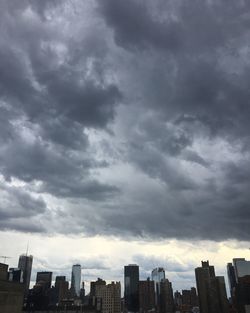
[195,261,229,313]
[124,264,139,312]
[18,254,33,296]
[71,264,81,297]
[139,278,155,313]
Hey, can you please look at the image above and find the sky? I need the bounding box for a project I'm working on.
[1,0,250,294]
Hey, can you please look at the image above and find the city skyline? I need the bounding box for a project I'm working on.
[3,249,250,297]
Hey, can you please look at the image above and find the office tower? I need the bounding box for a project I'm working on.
[0,262,25,313]
[190,287,199,307]
[80,282,85,302]
[8,268,23,282]
[93,278,107,311]
[160,279,174,313]
[71,264,81,297]
[181,287,198,308]
[124,264,139,312]
[18,254,33,295]
[228,258,250,313]
[139,278,155,312]
[152,267,165,311]
[174,290,182,307]
[90,277,106,297]
[227,263,237,298]
[36,271,52,290]
[233,258,250,283]
[195,261,229,313]
[55,276,69,304]
[102,282,121,313]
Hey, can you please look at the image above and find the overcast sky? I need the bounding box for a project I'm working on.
[1,0,250,293]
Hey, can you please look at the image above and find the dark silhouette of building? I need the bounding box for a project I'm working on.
[124,264,139,312]
[195,261,229,313]
[0,263,24,313]
[139,278,155,313]
[160,279,174,313]
[36,271,52,290]
[18,254,33,296]
[55,276,69,304]
[227,262,237,299]
[8,268,23,283]
[228,259,250,313]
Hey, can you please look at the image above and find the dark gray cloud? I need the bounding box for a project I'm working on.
[0,0,250,241]
[0,185,46,232]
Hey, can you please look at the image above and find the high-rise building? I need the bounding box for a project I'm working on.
[0,263,25,313]
[195,261,229,313]
[160,279,174,313]
[233,259,250,283]
[124,264,139,312]
[102,282,121,313]
[139,278,155,313]
[18,254,33,296]
[152,267,165,311]
[36,271,52,290]
[71,264,81,297]
[55,276,69,304]
[8,268,23,283]
[227,263,237,298]
[228,258,250,313]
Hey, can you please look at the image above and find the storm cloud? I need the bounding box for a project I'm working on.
[0,0,250,242]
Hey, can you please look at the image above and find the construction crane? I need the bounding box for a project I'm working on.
[0,256,11,264]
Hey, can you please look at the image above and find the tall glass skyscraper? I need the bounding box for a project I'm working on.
[124,264,139,312]
[18,254,33,296]
[151,267,165,306]
[71,264,81,297]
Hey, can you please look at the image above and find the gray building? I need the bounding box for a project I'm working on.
[195,261,229,313]
[18,254,33,296]
[71,264,81,297]
[124,264,139,312]
[151,267,165,308]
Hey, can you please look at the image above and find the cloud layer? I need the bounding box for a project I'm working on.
[0,0,250,241]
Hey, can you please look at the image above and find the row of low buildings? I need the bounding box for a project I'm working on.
[1,254,250,313]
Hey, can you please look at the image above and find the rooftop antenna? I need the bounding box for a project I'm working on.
[26,241,29,256]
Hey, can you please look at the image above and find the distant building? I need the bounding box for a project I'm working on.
[160,279,174,313]
[55,276,69,304]
[36,271,52,290]
[102,281,121,313]
[174,290,182,308]
[228,258,250,313]
[18,254,33,296]
[195,260,229,313]
[8,268,23,283]
[124,264,139,312]
[152,267,165,308]
[139,278,155,313]
[233,259,250,283]
[90,279,121,313]
[71,264,81,297]
[0,263,24,313]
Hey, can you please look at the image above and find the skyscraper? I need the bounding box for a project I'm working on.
[152,267,165,308]
[36,271,52,290]
[228,258,250,313]
[195,261,229,313]
[71,264,81,297]
[139,278,155,313]
[160,279,174,313]
[124,264,139,312]
[18,254,33,296]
